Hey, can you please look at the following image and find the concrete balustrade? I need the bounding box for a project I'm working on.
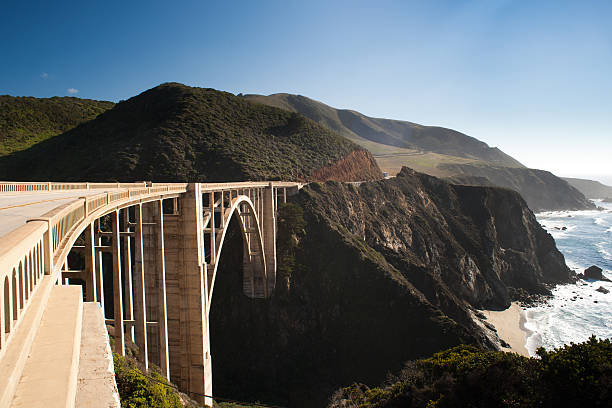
[0,180,300,407]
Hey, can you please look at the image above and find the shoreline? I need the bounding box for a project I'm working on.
[482,302,530,357]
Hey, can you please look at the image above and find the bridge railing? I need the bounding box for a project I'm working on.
[0,182,187,357]
[0,181,149,193]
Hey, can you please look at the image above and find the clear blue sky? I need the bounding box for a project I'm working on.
[2,0,611,183]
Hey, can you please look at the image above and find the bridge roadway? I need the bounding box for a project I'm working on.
[0,181,301,407]
[0,188,130,238]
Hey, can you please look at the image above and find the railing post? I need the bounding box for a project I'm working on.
[43,222,53,275]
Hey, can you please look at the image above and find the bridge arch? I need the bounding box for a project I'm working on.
[207,194,267,308]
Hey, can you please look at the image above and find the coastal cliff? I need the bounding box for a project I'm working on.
[210,168,572,407]
[443,163,595,211]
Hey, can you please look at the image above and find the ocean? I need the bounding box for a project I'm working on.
[524,199,612,356]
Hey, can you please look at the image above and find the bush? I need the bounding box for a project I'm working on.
[113,354,183,408]
[329,337,612,408]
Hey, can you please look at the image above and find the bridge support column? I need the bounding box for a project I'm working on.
[94,219,105,316]
[263,183,277,291]
[133,204,149,371]
[83,223,97,302]
[164,183,212,406]
[112,210,125,355]
[122,210,134,342]
[142,200,170,379]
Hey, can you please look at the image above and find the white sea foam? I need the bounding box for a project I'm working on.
[594,217,607,226]
[527,207,612,356]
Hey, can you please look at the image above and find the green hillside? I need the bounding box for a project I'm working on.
[0,95,114,156]
[0,83,381,182]
[242,93,524,168]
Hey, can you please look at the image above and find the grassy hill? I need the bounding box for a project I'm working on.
[242,93,524,169]
[0,83,381,182]
[0,95,114,156]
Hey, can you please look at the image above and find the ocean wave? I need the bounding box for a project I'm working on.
[594,217,607,226]
[606,227,612,233]
[598,247,612,261]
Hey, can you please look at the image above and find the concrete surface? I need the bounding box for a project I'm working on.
[0,190,121,238]
[11,285,83,408]
[75,302,120,408]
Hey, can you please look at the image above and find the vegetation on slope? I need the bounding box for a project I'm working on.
[329,336,612,408]
[113,354,183,408]
[0,83,381,182]
[242,93,523,168]
[0,95,113,156]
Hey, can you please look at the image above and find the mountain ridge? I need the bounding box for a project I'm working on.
[243,92,594,211]
[242,93,524,168]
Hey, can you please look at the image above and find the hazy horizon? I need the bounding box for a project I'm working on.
[2,0,610,184]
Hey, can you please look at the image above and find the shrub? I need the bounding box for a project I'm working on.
[113,354,183,408]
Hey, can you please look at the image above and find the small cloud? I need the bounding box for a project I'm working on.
[67,88,79,94]
[40,72,48,79]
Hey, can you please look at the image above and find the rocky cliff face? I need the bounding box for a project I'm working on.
[310,149,381,182]
[209,168,572,407]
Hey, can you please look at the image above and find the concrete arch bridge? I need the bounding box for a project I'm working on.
[0,181,301,407]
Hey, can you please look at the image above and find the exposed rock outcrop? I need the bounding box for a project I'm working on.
[210,167,573,407]
[584,265,611,282]
[310,149,382,182]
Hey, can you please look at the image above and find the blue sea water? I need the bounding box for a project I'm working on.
[524,200,612,356]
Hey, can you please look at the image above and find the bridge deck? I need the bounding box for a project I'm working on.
[0,189,125,238]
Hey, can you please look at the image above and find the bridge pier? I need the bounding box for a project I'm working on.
[164,183,213,405]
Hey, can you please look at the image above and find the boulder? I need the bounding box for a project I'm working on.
[596,286,610,294]
[584,265,605,280]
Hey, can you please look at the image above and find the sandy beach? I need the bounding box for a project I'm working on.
[482,302,530,357]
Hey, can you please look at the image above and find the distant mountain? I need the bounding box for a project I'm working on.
[0,95,114,156]
[242,93,524,168]
[444,164,596,212]
[0,83,381,182]
[244,93,595,211]
[562,177,612,199]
